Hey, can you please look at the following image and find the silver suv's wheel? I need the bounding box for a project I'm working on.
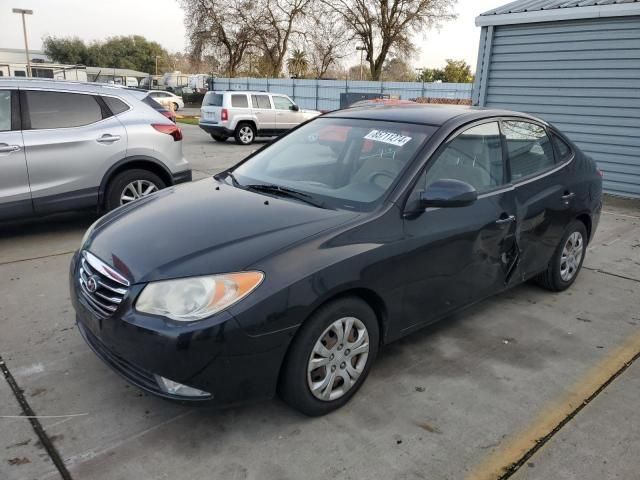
[120,180,159,205]
[280,297,379,416]
[234,123,256,145]
[105,169,166,212]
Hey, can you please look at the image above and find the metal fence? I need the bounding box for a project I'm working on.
[209,77,473,111]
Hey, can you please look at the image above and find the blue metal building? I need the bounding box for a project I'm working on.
[473,0,640,198]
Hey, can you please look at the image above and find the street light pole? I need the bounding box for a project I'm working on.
[12,8,33,77]
[356,46,366,81]
[155,56,161,76]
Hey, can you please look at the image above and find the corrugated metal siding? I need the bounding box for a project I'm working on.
[482,0,640,17]
[478,15,640,197]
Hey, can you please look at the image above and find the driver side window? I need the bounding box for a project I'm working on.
[423,122,505,194]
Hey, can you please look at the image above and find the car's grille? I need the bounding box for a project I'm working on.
[78,250,130,318]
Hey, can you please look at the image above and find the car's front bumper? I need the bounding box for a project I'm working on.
[69,251,291,406]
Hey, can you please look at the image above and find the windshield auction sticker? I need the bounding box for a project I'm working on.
[364,130,412,147]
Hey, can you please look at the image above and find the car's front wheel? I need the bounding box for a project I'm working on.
[536,220,587,291]
[279,297,379,416]
[234,122,256,145]
[105,169,166,211]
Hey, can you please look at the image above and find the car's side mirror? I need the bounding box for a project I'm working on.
[419,179,478,208]
[290,104,300,111]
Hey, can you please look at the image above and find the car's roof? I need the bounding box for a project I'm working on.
[0,77,136,96]
[325,103,543,127]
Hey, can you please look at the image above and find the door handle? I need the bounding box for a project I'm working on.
[561,192,576,201]
[0,144,20,153]
[495,214,516,225]
[96,134,121,144]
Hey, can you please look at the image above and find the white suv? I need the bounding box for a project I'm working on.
[199,91,320,145]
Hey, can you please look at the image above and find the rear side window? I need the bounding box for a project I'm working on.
[503,121,555,180]
[551,132,572,161]
[231,94,248,108]
[102,96,130,115]
[26,91,103,129]
[143,95,164,110]
[252,94,271,109]
[0,90,11,131]
[203,92,223,106]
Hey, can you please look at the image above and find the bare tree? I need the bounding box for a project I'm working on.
[305,5,350,78]
[322,0,457,80]
[246,0,312,77]
[182,0,254,77]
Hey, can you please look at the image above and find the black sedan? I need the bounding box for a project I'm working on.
[70,104,602,416]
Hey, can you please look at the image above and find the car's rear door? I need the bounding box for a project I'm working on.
[401,121,518,330]
[502,119,575,281]
[0,89,32,220]
[21,89,127,214]
[251,94,276,133]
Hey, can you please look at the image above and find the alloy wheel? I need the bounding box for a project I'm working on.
[560,231,584,282]
[307,317,370,401]
[239,126,254,144]
[120,180,158,205]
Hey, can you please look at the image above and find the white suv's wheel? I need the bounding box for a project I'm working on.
[234,123,256,145]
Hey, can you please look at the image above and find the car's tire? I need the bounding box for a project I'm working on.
[279,297,379,416]
[535,220,588,292]
[105,169,166,212]
[211,134,228,142]
[234,122,256,145]
[172,102,180,112]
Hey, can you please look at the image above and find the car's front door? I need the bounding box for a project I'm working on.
[0,89,32,220]
[502,119,575,281]
[251,94,276,133]
[400,121,518,331]
[21,89,127,214]
[273,95,298,130]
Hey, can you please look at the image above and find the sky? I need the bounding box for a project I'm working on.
[0,0,507,71]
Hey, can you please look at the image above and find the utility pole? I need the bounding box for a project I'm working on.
[356,46,366,81]
[155,55,161,76]
[12,8,33,77]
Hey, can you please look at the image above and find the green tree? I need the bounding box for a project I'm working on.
[417,67,445,82]
[43,35,169,74]
[442,58,473,83]
[287,49,309,78]
[43,36,89,65]
[382,57,415,81]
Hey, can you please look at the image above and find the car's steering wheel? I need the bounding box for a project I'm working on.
[367,170,396,188]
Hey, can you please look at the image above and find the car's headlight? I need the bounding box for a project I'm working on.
[135,272,264,322]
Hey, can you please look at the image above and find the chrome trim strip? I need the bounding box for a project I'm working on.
[82,251,130,286]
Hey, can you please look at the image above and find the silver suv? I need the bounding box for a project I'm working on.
[199,91,320,145]
[0,79,191,222]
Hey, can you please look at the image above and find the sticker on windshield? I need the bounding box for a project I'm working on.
[364,130,412,147]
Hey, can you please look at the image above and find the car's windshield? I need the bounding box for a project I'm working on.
[232,117,435,210]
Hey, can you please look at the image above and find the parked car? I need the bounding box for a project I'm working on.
[146,90,184,111]
[0,78,191,221]
[71,104,602,416]
[199,90,321,145]
[129,90,177,123]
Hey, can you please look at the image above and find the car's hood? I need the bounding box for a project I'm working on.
[85,178,358,284]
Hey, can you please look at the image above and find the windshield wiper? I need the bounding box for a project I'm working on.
[214,170,241,187]
[245,184,327,209]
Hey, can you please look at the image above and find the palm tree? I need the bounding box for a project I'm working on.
[287,49,308,78]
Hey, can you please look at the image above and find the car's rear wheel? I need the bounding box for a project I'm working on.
[172,102,180,111]
[279,297,379,416]
[211,134,228,142]
[234,122,256,145]
[536,220,587,291]
[105,169,166,211]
